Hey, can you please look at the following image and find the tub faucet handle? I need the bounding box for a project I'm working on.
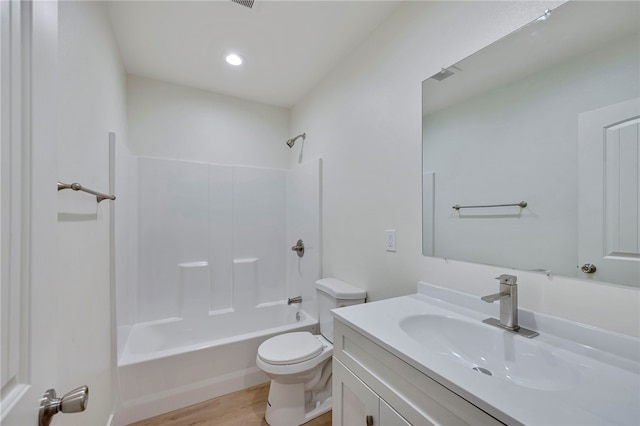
[291,239,305,257]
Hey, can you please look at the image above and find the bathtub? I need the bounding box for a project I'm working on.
[115,303,317,425]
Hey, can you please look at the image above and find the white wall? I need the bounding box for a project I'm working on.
[124,74,308,325]
[57,1,127,423]
[290,1,640,337]
[127,75,290,169]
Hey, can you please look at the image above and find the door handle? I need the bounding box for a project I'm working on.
[39,385,89,426]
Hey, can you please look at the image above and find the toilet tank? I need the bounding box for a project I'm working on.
[315,278,366,343]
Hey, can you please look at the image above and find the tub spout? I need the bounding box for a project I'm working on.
[287,296,302,305]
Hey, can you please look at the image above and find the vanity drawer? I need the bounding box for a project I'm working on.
[333,320,504,426]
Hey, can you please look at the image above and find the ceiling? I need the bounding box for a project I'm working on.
[107,1,400,108]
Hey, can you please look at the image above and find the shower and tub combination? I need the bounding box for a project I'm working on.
[113,150,322,424]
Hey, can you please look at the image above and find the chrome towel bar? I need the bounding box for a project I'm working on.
[452,201,527,210]
[57,181,115,203]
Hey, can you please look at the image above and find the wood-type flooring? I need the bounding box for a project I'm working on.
[128,383,332,426]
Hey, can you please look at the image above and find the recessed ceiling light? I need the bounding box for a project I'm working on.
[225,53,245,66]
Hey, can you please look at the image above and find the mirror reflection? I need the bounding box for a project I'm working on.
[422,1,639,287]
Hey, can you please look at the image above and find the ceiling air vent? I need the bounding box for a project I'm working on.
[231,0,255,9]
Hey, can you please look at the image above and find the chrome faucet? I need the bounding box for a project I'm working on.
[481,274,538,338]
[481,274,519,330]
[287,296,302,305]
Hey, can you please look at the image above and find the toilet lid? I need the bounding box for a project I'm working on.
[258,332,323,365]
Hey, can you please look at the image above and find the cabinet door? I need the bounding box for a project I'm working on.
[334,358,379,426]
[380,399,412,426]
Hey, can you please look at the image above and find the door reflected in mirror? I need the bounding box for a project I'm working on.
[422,1,640,287]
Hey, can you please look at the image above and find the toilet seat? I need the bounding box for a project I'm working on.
[256,334,333,377]
[258,332,323,365]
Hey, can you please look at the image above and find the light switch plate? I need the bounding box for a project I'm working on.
[385,230,396,252]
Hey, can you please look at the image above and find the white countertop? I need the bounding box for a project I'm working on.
[331,281,640,426]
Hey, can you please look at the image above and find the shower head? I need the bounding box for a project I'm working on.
[286,133,306,148]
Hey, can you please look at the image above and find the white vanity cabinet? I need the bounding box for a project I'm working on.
[332,320,504,426]
[334,359,410,426]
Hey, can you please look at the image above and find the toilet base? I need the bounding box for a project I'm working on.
[264,381,332,426]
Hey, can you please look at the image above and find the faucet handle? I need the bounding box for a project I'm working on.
[495,274,517,285]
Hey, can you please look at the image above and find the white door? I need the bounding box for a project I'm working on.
[1,1,89,424]
[578,98,640,286]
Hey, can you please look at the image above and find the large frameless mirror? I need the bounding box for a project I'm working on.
[422,1,640,287]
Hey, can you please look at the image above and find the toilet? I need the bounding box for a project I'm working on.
[256,278,366,426]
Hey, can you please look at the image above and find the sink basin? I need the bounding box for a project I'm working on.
[400,314,581,391]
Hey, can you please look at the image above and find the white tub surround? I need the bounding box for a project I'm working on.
[331,282,640,426]
[129,157,321,325]
[113,158,322,424]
